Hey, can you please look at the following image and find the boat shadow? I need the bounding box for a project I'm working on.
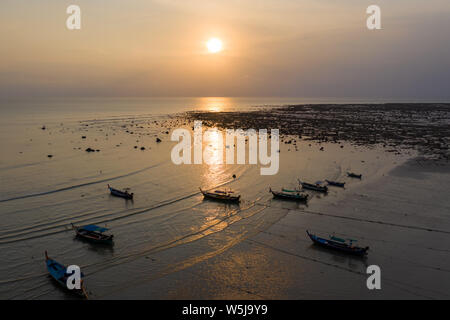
[270,198,309,209]
[306,244,369,269]
[326,185,346,190]
[108,194,134,205]
[306,191,328,199]
[72,236,115,255]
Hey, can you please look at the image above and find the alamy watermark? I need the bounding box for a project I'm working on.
[66,264,82,289]
[66,5,81,30]
[171,121,279,175]
[65,5,381,31]
[367,5,382,30]
[366,265,381,290]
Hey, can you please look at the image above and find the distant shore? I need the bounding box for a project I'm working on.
[185,103,450,161]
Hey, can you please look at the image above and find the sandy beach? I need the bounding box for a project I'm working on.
[0,100,449,300]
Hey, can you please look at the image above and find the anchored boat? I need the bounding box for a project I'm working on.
[199,188,241,203]
[45,251,88,298]
[108,184,133,199]
[270,188,309,202]
[325,180,346,187]
[298,180,328,193]
[306,231,369,256]
[72,223,113,244]
[347,172,362,179]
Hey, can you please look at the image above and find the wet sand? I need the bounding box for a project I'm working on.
[0,101,449,299]
[125,158,449,300]
[107,154,450,300]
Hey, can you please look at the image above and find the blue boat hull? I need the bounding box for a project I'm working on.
[307,231,368,256]
[75,232,114,244]
[45,254,86,298]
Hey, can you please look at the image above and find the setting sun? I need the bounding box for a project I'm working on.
[206,38,223,53]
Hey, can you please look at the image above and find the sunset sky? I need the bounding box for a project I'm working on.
[1,0,449,99]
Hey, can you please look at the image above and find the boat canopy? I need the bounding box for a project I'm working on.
[330,235,346,243]
[81,225,108,233]
[47,260,67,279]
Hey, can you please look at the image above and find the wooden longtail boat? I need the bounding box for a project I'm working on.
[270,188,309,202]
[108,184,133,199]
[71,223,113,244]
[45,251,88,298]
[347,172,362,179]
[199,188,241,203]
[306,231,369,256]
[325,180,346,187]
[298,180,328,193]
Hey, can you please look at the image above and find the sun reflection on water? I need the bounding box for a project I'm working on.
[198,97,231,112]
[202,127,227,189]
